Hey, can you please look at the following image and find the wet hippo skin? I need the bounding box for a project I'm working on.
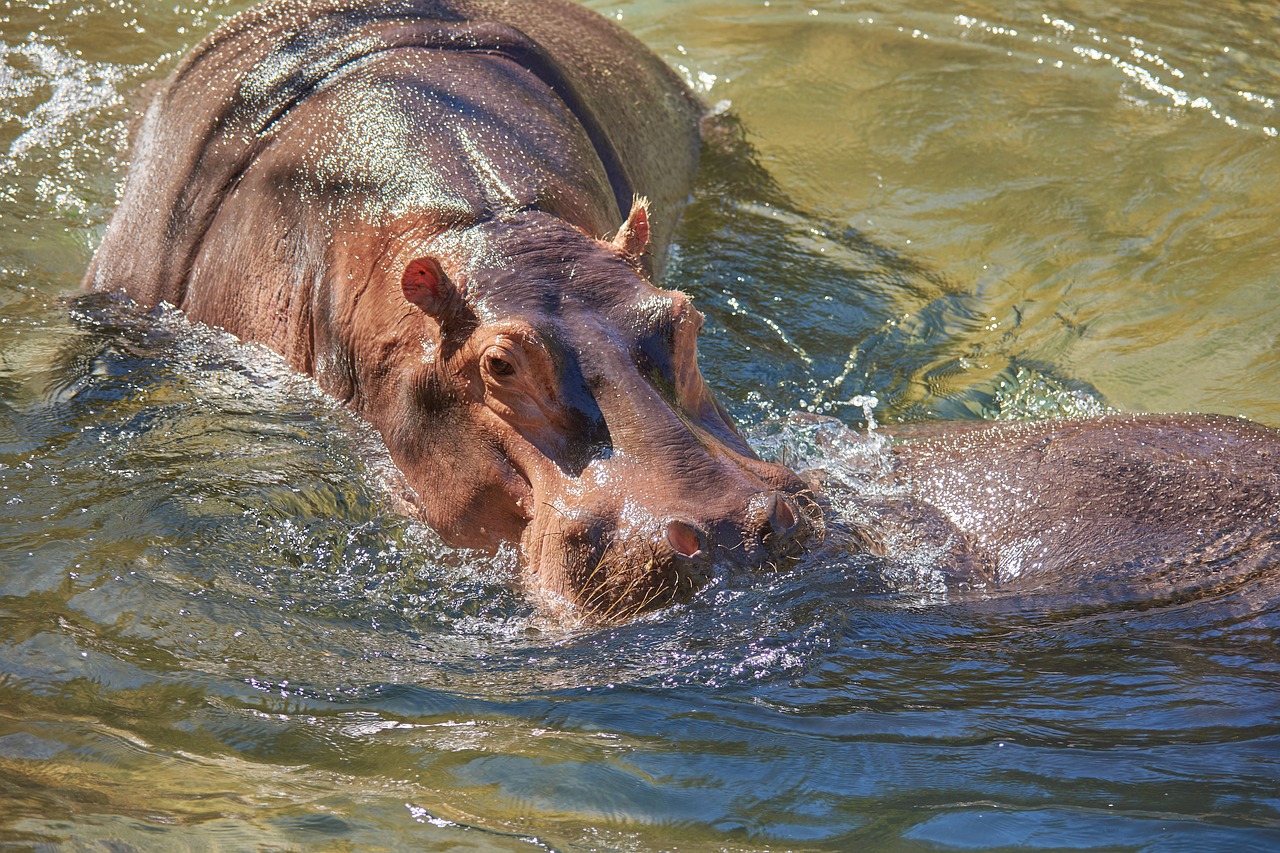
[86,0,1279,619]
[835,414,1280,594]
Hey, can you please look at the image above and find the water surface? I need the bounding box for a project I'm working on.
[2,0,1279,849]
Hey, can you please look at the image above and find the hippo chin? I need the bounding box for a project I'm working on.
[88,0,1279,621]
[85,0,815,620]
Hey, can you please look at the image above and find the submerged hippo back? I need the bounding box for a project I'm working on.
[85,0,703,306]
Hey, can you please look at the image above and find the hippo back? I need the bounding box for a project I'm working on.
[85,0,704,306]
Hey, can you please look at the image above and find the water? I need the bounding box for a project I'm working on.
[3,0,1280,849]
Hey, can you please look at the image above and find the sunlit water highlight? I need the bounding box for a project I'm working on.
[3,0,1280,850]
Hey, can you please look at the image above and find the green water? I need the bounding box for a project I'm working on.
[2,0,1279,850]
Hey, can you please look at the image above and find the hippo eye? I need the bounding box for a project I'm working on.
[484,350,516,377]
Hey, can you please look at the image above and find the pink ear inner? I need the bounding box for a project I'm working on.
[401,257,453,316]
[613,197,651,261]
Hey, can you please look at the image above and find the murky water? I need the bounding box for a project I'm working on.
[3,0,1280,849]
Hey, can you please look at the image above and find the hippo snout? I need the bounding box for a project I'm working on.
[666,488,809,564]
[664,519,709,561]
[526,508,712,620]
[523,482,817,622]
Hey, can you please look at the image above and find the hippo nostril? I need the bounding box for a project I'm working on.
[767,491,797,535]
[757,491,804,557]
[665,519,706,558]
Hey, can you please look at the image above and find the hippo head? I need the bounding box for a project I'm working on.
[348,201,816,621]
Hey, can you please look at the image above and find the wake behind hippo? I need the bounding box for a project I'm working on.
[87,0,1280,619]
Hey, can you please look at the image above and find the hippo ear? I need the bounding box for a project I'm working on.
[402,257,453,314]
[400,254,465,325]
[612,197,652,275]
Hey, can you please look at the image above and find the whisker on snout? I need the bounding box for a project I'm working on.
[524,481,826,623]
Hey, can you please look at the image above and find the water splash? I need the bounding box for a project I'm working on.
[848,392,878,430]
[748,411,893,491]
[0,35,133,220]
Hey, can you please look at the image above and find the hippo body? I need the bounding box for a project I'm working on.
[88,0,1279,618]
[87,0,813,620]
[836,414,1280,594]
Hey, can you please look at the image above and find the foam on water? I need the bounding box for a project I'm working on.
[0,35,133,225]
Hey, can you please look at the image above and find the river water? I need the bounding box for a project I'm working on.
[2,0,1279,850]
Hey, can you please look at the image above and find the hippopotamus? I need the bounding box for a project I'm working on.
[87,0,1279,619]
[86,0,814,620]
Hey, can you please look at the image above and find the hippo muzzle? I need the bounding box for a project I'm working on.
[518,428,817,621]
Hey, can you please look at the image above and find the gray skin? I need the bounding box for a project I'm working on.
[87,0,1279,620]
